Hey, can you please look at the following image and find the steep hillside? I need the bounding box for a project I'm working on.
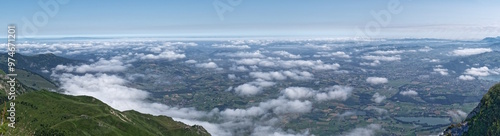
[0,53,85,80]
[0,74,210,136]
[6,91,210,136]
[442,83,500,136]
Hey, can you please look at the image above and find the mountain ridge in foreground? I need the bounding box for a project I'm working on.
[442,83,500,136]
[0,73,210,136]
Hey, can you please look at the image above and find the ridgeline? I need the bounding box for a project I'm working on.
[442,83,500,136]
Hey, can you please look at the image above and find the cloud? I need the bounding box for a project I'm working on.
[250,126,310,136]
[0,41,198,57]
[234,84,262,96]
[338,111,356,119]
[458,75,475,80]
[464,66,493,77]
[281,87,316,100]
[234,59,340,70]
[366,77,388,85]
[212,44,251,49]
[372,93,386,104]
[361,55,401,61]
[343,124,381,136]
[196,62,219,69]
[217,51,266,58]
[55,72,241,136]
[277,60,340,70]
[163,42,198,47]
[315,86,353,101]
[175,118,232,136]
[221,97,312,118]
[447,110,468,122]
[280,86,353,102]
[225,86,234,92]
[365,106,388,114]
[185,59,197,63]
[234,80,275,96]
[54,57,129,73]
[249,71,313,81]
[360,60,381,66]
[371,50,405,55]
[225,40,272,46]
[234,58,267,65]
[433,68,449,76]
[148,47,163,53]
[273,51,302,59]
[452,48,492,56]
[418,46,433,52]
[228,74,238,80]
[46,41,338,136]
[54,63,309,136]
[65,50,82,55]
[315,51,350,58]
[429,59,440,62]
[229,65,249,72]
[250,71,288,81]
[137,50,186,60]
[400,90,418,96]
[57,73,208,119]
[310,63,341,70]
[268,99,313,115]
[282,71,314,80]
[126,73,146,81]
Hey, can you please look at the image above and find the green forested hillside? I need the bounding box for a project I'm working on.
[0,69,210,136]
[2,90,210,136]
[443,83,500,136]
[464,83,500,136]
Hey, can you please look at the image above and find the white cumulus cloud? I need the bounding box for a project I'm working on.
[366,77,388,85]
[452,48,492,56]
[196,62,219,69]
[273,51,302,59]
[137,50,186,60]
[361,55,401,61]
[234,80,275,96]
[54,57,129,73]
[372,93,386,104]
[464,66,493,77]
[217,51,266,58]
[458,75,476,80]
[433,68,449,76]
[343,124,381,136]
[315,86,353,101]
[400,90,418,96]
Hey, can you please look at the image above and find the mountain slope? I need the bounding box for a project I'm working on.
[463,83,500,135]
[0,53,85,80]
[0,80,210,136]
[3,90,210,136]
[442,83,500,136]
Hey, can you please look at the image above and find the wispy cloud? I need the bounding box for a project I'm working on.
[452,48,492,56]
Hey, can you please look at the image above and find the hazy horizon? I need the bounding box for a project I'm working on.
[2,0,500,39]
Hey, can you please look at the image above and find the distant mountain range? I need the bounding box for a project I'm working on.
[481,36,500,42]
[0,53,85,80]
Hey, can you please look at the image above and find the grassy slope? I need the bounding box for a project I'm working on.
[464,83,500,135]
[0,55,210,136]
[15,69,57,91]
[5,90,210,136]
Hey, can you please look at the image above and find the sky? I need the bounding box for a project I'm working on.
[1,0,500,39]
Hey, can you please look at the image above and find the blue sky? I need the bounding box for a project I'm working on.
[1,0,499,39]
